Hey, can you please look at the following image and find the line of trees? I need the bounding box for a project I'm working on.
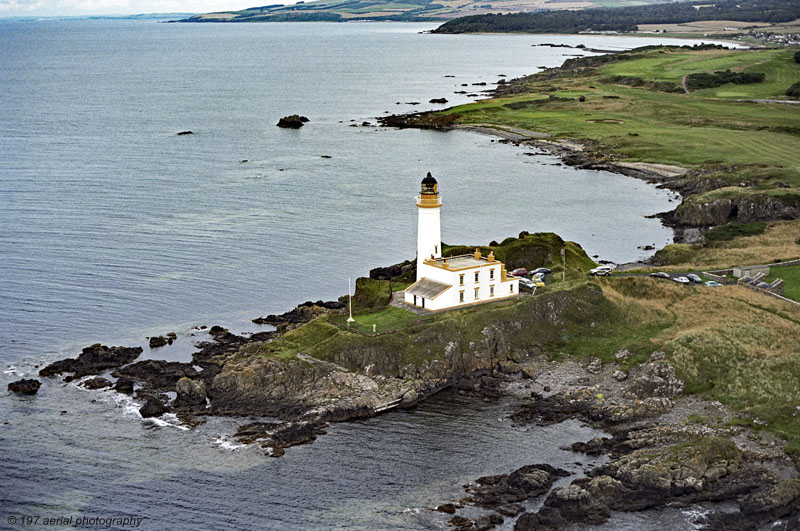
[432,0,800,34]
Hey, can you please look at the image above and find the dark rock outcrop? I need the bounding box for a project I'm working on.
[252,300,344,327]
[39,344,143,381]
[148,335,173,348]
[114,378,134,394]
[466,464,570,509]
[139,396,167,418]
[8,378,41,395]
[276,115,309,128]
[234,420,326,456]
[665,195,800,228]
[369,259,415,281]
[429,97,448,104]
[112,360,200,390]
[80,377,113,390]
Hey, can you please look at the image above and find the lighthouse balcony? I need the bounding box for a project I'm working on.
[416,194,442,208]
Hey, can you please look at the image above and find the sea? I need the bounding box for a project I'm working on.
[0,19,732,529]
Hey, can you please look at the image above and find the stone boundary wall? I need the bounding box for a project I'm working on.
[738,283,800,307]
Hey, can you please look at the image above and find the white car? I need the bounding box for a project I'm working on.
[672,276,690,284]
[518,277,535,289]
[589,265,613,276]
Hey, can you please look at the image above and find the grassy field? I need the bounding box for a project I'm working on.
[446,47,800,187]
[766,264,800,302]
[330,305,424,334]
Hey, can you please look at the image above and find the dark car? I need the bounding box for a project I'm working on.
[649,272,670,279]
[510,268,528,277]
[531,267,551,276]
[687,274,703,283]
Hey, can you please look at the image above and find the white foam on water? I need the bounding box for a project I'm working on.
[213,435,247,451]
[4,366,21,376]
[683,506,712,529]
[148,413,189,431]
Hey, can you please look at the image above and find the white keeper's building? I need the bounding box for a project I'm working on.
[404,173,519,311]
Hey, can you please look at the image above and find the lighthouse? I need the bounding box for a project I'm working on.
[405,172,519,311]
[416,172,442,280]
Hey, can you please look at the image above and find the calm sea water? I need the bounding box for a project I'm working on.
[0,20,726,529]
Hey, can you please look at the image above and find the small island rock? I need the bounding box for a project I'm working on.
[277,115,309,128]
[8,378,41,395]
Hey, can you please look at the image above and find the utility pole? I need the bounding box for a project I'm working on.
[561,248,566,283]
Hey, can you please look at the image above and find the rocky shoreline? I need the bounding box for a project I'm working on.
[19,289,800,528]
[432,354,800,530]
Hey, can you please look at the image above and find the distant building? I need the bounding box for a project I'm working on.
[404,173,519,311]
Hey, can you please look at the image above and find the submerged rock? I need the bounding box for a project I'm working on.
[80,377,113,390]
[8,378,41,395]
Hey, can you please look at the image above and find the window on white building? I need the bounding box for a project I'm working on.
[510,284,514,293]
[490,286,494,297]
[459,274,464,286]
[474,287,479,299]
[474,271,479,282]
[490,268,494,280]
[459,291,464,303]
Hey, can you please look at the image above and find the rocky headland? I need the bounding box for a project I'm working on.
[31,263,800,528]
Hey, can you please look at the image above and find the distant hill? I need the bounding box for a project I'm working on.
[432,0,800,33]
[180,0,680,23]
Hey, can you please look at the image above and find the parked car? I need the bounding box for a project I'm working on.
[649,272,671,279]
[518,277,535,290]
[510,268,528,277]
[672,276,690,284]
[687,274,703,284]
[531,267,551,276]
[589,265,613,276]
[532,272,546,280]
[705,281,723,287]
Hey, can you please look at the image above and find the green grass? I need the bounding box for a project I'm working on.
[254,319,343,360]
[331,305,423,334]
[766,264,800,302]
[446,47,800,185]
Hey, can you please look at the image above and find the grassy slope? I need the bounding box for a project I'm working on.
[446,47,800,185]
[653,219,800,269]
[567,277,800,452]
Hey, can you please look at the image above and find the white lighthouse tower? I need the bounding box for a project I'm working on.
[416,172,442,280]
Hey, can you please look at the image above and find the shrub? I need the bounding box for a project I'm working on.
[705,222,767,242]
[787,82,800,99]
[685,69,765,90]
[795,50,800,64]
